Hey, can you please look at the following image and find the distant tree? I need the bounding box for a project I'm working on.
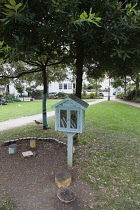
[14,81,24,97]
[131,74,140,98]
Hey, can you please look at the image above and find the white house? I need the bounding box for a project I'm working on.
[0,74,115,97]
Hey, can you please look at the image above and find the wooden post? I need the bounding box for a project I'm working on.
[30,140,36,148]
[65,132,75,168]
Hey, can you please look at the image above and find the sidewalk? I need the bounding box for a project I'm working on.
[0,98,139,132]
[112,98,140,108]
[0,111,55,132]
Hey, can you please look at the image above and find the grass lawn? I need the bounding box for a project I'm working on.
[0,101,140,209]
[80,101,140,209]
[0,100,58,122]
[0,99,96,122]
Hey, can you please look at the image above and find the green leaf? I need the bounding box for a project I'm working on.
[131,4,137,10]
[9,0,16,6]
[15,3,22,10]
[1,17,12,24]
[2,8,12,12]
[12,34,19,41]
[91,20,101,27]
[126,3,132,9]
[18,4,26,12]
[51,0,59,5]
[80,11,88,19]
[95,17,102,22]
[1,11,15,16]
[4,4,14,9]
[89,13,95,19]
[0,41,4,46]
[117,2,122,9]
[1,11,10,15]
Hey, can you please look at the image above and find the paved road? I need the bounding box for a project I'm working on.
[0,98,139,132]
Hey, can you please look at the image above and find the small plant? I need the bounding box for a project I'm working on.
[0,197,16,210]
[89,92,95,99]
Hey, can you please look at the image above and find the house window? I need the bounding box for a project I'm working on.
[59,83,63,89]
[68,83,72,89]
[64,83,67,89]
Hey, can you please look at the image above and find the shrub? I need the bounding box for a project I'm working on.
[4,94,21,103]
[90,92,95,99]
[81,95,90,99]
[30,90,42,99]
[48,95,58,99]
[116,93,125,99]
[125,89,140,101]
[133,97,140,103]
[56,92,68,99]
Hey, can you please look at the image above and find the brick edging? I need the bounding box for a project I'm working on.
[1,137,67,147]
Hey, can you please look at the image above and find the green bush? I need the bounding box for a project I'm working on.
[116,92,125,99]
[4,94,21,103]
[48,95,58,99]
[133,97,140,103]
[125,89,140,101]
[89,92,95,99]
[81,95,90,99]
[31,90,42,99]
[56,92,68,99]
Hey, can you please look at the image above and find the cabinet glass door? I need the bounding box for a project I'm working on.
[70,110,77,129]
[60,110,67,128]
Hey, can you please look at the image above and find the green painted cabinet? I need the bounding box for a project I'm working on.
[52,95,89,133]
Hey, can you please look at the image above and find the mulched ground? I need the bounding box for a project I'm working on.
[0,139,95,210]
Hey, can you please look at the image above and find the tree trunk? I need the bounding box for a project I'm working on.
[124,76,127,95]
[108,77,110,101]
[42,67,49,129]
[135,76,140,98]
[75,43,84,99]
[95,79,98,96]
[46,83,49,98]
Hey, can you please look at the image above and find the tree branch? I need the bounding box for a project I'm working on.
[0,68,42,79]
[47,57,66,66]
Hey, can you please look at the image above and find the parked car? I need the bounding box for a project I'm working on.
[99,92,104,97]
[113,91,121,95]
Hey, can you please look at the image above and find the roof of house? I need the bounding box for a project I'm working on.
[52,94,89,110]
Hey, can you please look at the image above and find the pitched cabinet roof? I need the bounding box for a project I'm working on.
[52,94,89,110]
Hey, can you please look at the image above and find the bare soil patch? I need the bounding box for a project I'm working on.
[0,139,95,210]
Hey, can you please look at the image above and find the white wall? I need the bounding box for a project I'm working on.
[48,81,75,94]
[9,84,19,96]
[8,75,116,97]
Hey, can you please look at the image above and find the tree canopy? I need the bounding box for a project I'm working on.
[0,0,140,98]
